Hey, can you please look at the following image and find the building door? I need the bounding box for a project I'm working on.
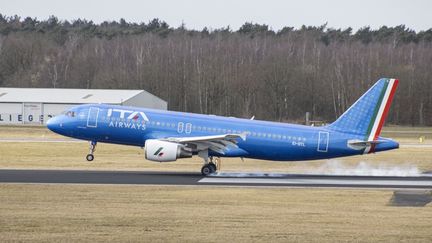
[23,103,42,124]
[87,107,99,128]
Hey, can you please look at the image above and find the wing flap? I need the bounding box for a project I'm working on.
[165,133,246,143]
[163,133,246,154]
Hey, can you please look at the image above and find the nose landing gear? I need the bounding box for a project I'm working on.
[86,141,97,161]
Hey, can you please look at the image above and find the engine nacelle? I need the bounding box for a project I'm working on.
[144,139,192,162]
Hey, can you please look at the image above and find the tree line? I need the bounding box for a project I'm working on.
[1,14,431,125]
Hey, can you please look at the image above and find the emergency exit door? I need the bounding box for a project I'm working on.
[317,131,329,152]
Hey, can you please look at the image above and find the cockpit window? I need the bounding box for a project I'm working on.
[65,111,76,117]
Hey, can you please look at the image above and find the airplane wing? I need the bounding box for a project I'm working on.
[162,133,247,155]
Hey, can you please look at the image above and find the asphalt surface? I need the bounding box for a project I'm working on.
[1,169,432,189]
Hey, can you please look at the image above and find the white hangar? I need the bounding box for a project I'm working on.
[0,88,167,125]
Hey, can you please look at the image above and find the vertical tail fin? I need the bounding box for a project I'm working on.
[328,78,399,141]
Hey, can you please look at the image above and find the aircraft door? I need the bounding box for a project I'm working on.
[87,107,99,128]
[317,131,329,152]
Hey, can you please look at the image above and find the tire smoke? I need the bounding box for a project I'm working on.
[312,160,421,177]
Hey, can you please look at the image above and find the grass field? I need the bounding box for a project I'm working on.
[0,126,431,242]
[1,184,431,242]
[0,126,431,173]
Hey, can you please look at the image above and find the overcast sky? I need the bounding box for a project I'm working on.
[1,0,431,31]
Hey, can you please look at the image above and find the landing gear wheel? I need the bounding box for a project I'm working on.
[86,154,94,161]
[208,163,217,173]
[86,141,97,162]
[201,165,213,176]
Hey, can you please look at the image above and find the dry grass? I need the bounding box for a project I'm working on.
[0,126,431,172]
[0,126,61,139]
[0,184,431,243]
[0,142,432,173]
[1,126,432,242]
[381,126,432,143]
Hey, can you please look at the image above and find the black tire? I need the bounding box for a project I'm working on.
[208,163,217,173]
[201,165,213,176]
[86,154,94,161]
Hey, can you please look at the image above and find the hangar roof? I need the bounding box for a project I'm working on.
[0,87,162,105]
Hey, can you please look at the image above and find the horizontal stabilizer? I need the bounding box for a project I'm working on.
[348,139,383,150]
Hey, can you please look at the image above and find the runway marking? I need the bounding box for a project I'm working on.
[1,169,431,189]
[199,178,432,187]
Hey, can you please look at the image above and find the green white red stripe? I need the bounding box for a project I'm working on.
[364,78,399,154]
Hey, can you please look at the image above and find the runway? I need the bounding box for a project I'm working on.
[1,169,432,189]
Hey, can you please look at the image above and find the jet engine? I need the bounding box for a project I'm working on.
[144,139,192,162]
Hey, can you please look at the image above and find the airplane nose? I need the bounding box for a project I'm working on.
[47,116,62,133]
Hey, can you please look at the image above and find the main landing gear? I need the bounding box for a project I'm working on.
[86,141,97,161]
[199,150,220,176]
[201,163,215,176]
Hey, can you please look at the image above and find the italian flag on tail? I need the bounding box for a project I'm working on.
[364,78,399,154]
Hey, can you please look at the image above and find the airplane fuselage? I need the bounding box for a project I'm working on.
[47,103,398,161]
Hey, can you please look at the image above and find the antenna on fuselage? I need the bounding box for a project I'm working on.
[250,116,255,120]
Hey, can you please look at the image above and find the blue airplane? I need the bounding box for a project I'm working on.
[47,78,399,175]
